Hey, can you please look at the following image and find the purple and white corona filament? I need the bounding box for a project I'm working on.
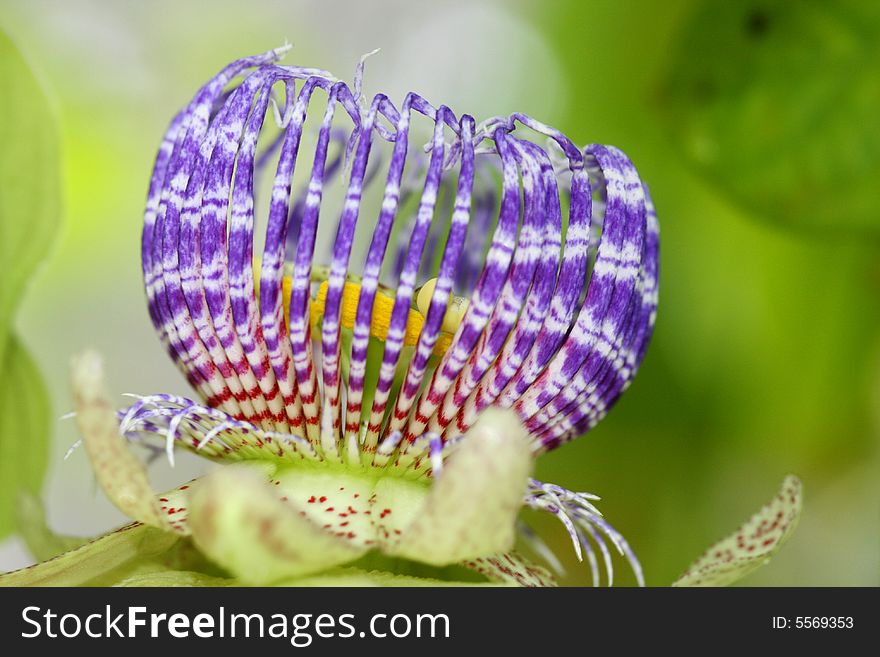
[130,46,659,585]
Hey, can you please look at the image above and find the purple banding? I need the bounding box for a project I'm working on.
[399,127,520,443]
[453,160,499,295]
[449,138,563,434]
[133,50,659,584]
[145,54,273,415]
[319,94,384,450]
[142,49,658,461]
[372,115,476,451]
[516,147,647,444]
[386,153,431,285]
[427,135,546,436]
[359,108,448,444]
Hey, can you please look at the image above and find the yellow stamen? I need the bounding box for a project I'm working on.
[310,280,426,345]
[416,278,470,335]
[253,262,457,356]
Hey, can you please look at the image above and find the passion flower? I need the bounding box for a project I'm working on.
[1,47,800,588]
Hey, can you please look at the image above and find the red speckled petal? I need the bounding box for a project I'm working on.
[673,475,802,587]
[186,465,367,584]
[464,553,556,587]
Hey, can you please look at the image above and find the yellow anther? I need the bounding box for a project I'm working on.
[310,281,426,347]
[416,278,470,335]
[253,262,459,357]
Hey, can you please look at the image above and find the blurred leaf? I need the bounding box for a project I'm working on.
[0,335,51,538]
[0,30,61,357]
[0,29,60,539]
[659,0,880,234]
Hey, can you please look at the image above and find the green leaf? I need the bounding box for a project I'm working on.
[659,0,880,234]
[0,523,178,587]
[673,475,802,586]
[0,29,61,359]
[0,335,50,538]
[0,29,61,539]
[112,568,237,587]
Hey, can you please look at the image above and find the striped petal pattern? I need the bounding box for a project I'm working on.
[128,47,661,585]
[142,48,659,463]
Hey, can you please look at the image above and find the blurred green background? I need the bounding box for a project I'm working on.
[0,0,877,585]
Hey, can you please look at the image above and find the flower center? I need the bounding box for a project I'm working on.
[267,460,430,551]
